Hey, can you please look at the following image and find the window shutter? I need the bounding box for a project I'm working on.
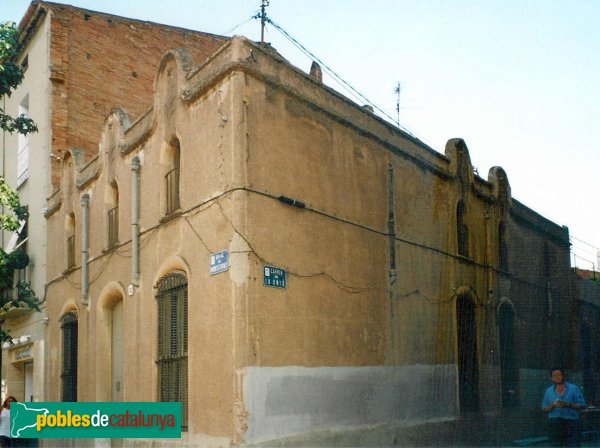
[61,312,78,402]
[156,273,188,429]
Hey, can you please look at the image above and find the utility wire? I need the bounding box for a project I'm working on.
[267,18,389,118]
[571,243,598,258]
[571,235,600,252]
[222,13,257,36]
[573,254,596,267]
[264,17,420,138]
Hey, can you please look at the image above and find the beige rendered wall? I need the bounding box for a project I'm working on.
[1,13,52,404]
[235,58,502,441]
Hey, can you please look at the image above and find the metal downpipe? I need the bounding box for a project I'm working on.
[80,194,90,305]
[131,156,141,286]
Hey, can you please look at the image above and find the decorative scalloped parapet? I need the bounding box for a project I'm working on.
[49,34,510,216]
[445,138,474,186]
[488,166,512,206]
[152,48,194,138]
[118,39,242,155]
[99,108,130,182]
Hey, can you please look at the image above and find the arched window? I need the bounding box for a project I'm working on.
[61,311,78,402]
[165,139,180,214]
[66,213,75,269]
[156,272,188,429]
[108,182,119,248]
[457,200,469,257]
[498,222,508,272]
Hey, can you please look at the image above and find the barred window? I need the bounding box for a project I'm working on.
[66,235,75,269]
[457,200,469,257]
[498,222,508,272]
[165,139,180,214]
[108,206,119,247]
[107,182,119,248]
[66,213,75,269]
[61,312,78,402]
[156,273,188,430]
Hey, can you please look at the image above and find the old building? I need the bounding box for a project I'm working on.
[41,29,586,447]
[1,0,226,407]
[497,199,576,410]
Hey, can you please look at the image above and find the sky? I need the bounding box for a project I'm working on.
[2,0,599,270]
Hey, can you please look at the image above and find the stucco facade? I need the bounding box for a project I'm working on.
[40,33,584,447]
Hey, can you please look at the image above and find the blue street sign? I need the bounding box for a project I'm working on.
[209,250,229,275]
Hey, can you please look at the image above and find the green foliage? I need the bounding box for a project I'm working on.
[0,175,28,231]
[0,20,40,341]
[0,21,37,135]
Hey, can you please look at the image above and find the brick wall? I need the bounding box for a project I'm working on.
[30,2,229,187]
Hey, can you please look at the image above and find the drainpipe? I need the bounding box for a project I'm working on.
[131,156,140,287]
[81,194,90,305]
[387,163,398,365]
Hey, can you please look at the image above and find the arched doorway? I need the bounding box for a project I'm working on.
[457,294,479,414]
[498,302,518,408]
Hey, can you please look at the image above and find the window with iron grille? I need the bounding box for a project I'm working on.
[498,222,508,272]
[457,201,469,257]
[108,206,119,247]
[156,273,188,430]
[165,168,180,214]
[165,139,180,215]
[66,235,75,269]
[61,312,78,402]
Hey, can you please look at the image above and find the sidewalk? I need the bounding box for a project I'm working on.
[242,409,547,447]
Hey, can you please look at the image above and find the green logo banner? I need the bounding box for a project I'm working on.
[10,402,181,438]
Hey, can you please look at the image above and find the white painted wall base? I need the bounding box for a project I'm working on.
[242,364,458,442]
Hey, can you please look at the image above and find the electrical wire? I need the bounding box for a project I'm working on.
[261,16,439,152]
[571,243,598,258]
[263,18,417,135]
[221,13,257,36]
[571,235,600,252]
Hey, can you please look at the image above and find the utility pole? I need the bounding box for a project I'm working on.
[394,82,401,127]
[260,0,269,44]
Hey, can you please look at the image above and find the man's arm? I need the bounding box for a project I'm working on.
[568,385,587,410]
[543,401,556,412]
[542,390,555,412]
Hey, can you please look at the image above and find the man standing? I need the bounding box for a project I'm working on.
[542,368,587,447]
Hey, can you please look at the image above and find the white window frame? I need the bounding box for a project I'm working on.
[17,100,30,188]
